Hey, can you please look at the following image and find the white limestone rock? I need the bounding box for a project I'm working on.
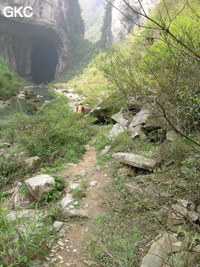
[25,174,55,201]
[113,152,157,170]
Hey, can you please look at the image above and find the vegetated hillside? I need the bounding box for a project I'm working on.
[0,0,199,266]
[0,56,20,100]
[69,0,200,133]
[79,0,106,42]
[56,37,100,83]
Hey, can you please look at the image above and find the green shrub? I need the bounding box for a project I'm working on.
[4,98,95,162]
[0,98,95,187]
[0,56,20,100]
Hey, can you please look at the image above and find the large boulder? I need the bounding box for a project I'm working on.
[128,107,167,142]
[89,92,125,123]
[129,108,152,128]
[108,123,126,140]
[129,124,146,139]
[111,109,129,127]
[112,152,157,170]
[25,174,55,201]
[24,156,41,170]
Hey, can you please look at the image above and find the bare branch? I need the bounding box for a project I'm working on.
[106,0,200,60]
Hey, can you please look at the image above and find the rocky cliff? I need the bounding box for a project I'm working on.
[79,0,106,42]
[101,0,160,48]
[0,0,84,84]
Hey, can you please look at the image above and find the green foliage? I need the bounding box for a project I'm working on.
[93,125,113,166]
[53,175,65,191]
[98,0,200,132]
[65,53,116,106]
[0,56,20,100]
[0,146,28,189]
[1,98,94,187]
[70,179,87,201]
[159,138,200,197]
[4,98,94,161]
[42,175,65,203]
[0,202,53,266]
[71,187,86,201]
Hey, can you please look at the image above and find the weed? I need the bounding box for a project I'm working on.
[93,125,113,167]
[0,201,53,266]
[71,187,86,200]
[87,214,140,267]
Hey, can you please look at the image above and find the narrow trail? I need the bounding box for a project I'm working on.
[49,144,111,267]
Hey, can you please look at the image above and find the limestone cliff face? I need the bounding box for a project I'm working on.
[101,0,160,48]
[79,0,106,42]
[0,0,84,84]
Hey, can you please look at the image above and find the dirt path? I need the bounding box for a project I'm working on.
[49,144,111,267]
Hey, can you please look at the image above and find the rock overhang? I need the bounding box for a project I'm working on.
[0,0,83,84]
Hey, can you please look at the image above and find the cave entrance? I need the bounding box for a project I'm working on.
[31,37,58,84]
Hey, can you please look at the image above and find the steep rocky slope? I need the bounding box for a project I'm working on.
[101,0,160,48]
[79,0,106,42]
[0,0,84,84]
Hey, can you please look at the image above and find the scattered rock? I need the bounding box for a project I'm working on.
[25,174,55,201]
[176,199,196,211]
[101,145,111,155]
[96,165,102,171]
[129,108,152,128]
[187,211,199,222]
[0,142,10,148]
[6,209,37,220]
[29,260,45,267]
[24,156,41,170]
[57,241,65,247]
[172,241,182,253]
[108,123,126,140]
[191,244,200,252]
[171,204,188,218]
[90,181,99,186]
[83,260,98,266]
[111,110,129,127]
[197,205,200,213]
[63,208,89,218]
[129,124,146,139]
[74,170,87,179]
[167,204,189,231]
[53,221,64,232]
[113,152,158,170]
[140,233,179,267]
[68,183,80,190]
[166,130,178,141]
[60,194,73,208]
[154,206,169,225]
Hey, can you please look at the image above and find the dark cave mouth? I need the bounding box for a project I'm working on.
[31,37,58,84]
